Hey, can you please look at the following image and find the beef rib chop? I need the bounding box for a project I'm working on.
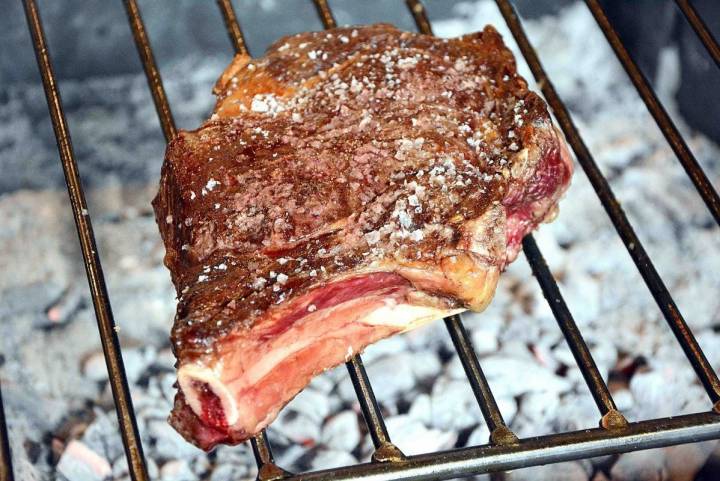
[153,23,573,450]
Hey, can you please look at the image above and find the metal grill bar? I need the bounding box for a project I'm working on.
[493,0,720,409]
[251,431,291,480]
[521,236,625,428]
[345,357,405,462]
[217,0,249,56]
[405,0,433,40]
[21,1,150,480]
[121,0,282,475]
[12,1,720,480]
[312,0,337,29]
[444,316,518,445]
[399,3,520,445]
[403,0,624,438]
[122,0,176,141]
[584,0,720,227]
[215,1,405,463]
[283,412,720,481]
[0,382,13,481]
[675,0,720,69]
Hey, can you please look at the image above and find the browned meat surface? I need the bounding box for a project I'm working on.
[153,23,573,450]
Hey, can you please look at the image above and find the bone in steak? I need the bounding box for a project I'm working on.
[154,23,573,450]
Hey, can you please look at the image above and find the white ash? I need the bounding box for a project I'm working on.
[0,2,719,481]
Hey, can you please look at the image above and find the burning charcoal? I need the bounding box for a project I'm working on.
[361,336,410,364]
[310,449,358,471]
[82,352,110,382]
[553,393,599,432]
[308,371,335,394]
[430,377,484,431]
[321,411,361,453]
[610,449,667,481]
[56,440,112,481]
[408,350,442,382]
[510,413,553,439]
[45,285,83,326]
[81,410,125,463]
[663,441,718,481]
[159,459,196,481]
[191,456,211,476]
[275,444,306,469]
[338,353,415,404]
[148,420,204,461]
[466,423,491,446]
[154,347,176,372]
[112,454,159,480]
[121,346,156,384]
[472,355,571,398]
[629,368,703,419]
[505,461,589,481]
[383,415,456,456]
[209,463,251,481]
[284,387,330,424]
[268,409,321,447]
[612,388,634,412]
[470,325,500,357]
[408,393,432,425]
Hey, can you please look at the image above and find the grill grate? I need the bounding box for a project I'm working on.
[2,0,719,480]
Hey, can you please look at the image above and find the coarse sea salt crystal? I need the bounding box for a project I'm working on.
[398,210,412,229]
[205,178,220,191]
[277,273,289,284]
[365,231,381,245]
[251,97,269,113]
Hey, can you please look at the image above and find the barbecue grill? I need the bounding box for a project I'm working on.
[3,1,720,480]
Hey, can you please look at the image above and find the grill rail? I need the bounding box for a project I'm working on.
[585,0,720,227]
[2,1,719,480]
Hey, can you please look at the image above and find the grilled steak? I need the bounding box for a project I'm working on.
[154,23,573,450]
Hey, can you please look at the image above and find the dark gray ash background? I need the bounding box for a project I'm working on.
[1,1,720,481]
[0,0,718,193]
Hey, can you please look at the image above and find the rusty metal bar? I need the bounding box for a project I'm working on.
[217,0,402,461]
[522,236,627,429]
[675,0,720,69]
[405,0,434,36]
[312,0,337,29]
[217,0,249,56]
[493,0,720,410]
[584,0,720,227]
[345,356,405,461]
[22,1,149,480]
[401,0,519,446]
[286,412,720,481]
[0,381,13,481]
[445,316,519,445]
[122,0,281,474]
[264,2,406,461]
[122,0,176,141]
